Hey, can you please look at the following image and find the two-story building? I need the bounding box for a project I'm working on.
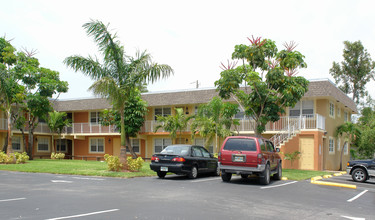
[0,79,357,171]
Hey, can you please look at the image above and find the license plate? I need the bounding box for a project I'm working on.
[160,167,168,171]
[233,155,245,162]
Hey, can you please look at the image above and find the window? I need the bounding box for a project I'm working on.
[343,142,348,155]
[37,137,50,152]
[194,138,213,153]
[329,102,335,118]
[192,147,203,157]
[289,100,314,116]
[223,138,257,151]
[126,139,140,153]
[154,107,171,120]
[200,147,211,158]
[258,139,266,151]
[12,136,21,151]
[337,138,341,151]
[266,141,275,152]
[90,112,101,124]
[329,137,335,154]
[57,139,67,152]
[344,111,349,122]
[90,138,104,153]
[337,107,341,117]
[154,138,172,153]
[234,107,245,119]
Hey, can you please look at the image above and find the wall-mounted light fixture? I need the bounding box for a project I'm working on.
[108,138,111,143]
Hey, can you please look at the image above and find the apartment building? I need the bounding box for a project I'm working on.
[0,79,357,171]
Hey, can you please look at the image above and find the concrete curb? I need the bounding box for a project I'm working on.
[310,172,356,189]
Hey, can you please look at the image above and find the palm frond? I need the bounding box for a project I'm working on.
[64,55,105,80]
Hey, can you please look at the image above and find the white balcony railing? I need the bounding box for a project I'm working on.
[3,114,325,135]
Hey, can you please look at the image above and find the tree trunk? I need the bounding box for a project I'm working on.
[125,134,137,159]
[3,132,8,153]
[27,119,36,160]
[119,110,128,169]
[339,144,345,171]
[6,110,13,155]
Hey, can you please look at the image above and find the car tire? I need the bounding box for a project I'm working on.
[213,165,220,176]
[188,166,198,179]
[221,171,232,182]
[157,171,167,179]
[273,162,282,180]
[260,164,270,185]
[352,168,367,182]
[241,174,248,179]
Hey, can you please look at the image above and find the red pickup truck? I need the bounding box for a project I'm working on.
[218,136,282,185]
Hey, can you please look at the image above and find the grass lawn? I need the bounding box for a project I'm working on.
[282,169,334,181]
[0,160,334,180]
[0,159,156,178]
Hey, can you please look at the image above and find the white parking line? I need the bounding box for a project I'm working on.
[260,181,298,189]
[45,209,119,220]
[72,177,105,181]
[51,180,73,183]
[347,190,368,202]
[191,177,221,183]
[0,198,26,202]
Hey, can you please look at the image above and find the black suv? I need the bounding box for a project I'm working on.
[346,158,375,182]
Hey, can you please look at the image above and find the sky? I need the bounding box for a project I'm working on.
[1,0,375,100]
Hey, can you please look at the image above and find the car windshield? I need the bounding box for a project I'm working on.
[224,138,257,151]
[160,145,190,156]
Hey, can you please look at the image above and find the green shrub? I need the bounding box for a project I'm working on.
[14,152,29,164]
[127,156,144,171]
[104,154,123,171]
[51,152,65,160]
[0,151,28,164]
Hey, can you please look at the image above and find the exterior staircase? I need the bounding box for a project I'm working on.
[269,114,326,148]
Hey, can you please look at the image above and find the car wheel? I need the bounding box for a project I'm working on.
[188,166,198,179]
[241,174,248,179]
[352,168,367,182]
[221,171,232,182]
[260,164,270,185]
[273,162,282,180]
[213,165,220,176]
[157,171,167,179]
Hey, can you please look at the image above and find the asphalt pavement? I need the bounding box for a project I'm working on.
[1,171,374,220]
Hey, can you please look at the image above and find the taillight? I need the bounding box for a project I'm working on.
[257,153,263,164]
[218,152,222,160]
[151,156,160,162]
[172,157,186,162]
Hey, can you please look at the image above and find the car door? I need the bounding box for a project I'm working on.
[266,140,277,170]
[192,146,207,172]
[368,159,375,176]
[200,146,217,172]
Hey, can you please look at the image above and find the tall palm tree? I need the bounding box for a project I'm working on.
[47,111,71,153]
[154,108,193,144]
[64,20,173,168]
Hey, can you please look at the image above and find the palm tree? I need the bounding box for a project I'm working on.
[154,108,193,144]
[47,111,71,153]
[64,20,173,168]
[336,122,360,170]
[191,97,240,153]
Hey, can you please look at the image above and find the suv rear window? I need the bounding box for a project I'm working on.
[223,138,257,151]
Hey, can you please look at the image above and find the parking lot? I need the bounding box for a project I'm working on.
[1,171,374,220]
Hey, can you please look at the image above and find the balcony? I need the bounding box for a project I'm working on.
[2,114,325,135]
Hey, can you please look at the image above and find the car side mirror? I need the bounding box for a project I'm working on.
[275,148,280,152]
